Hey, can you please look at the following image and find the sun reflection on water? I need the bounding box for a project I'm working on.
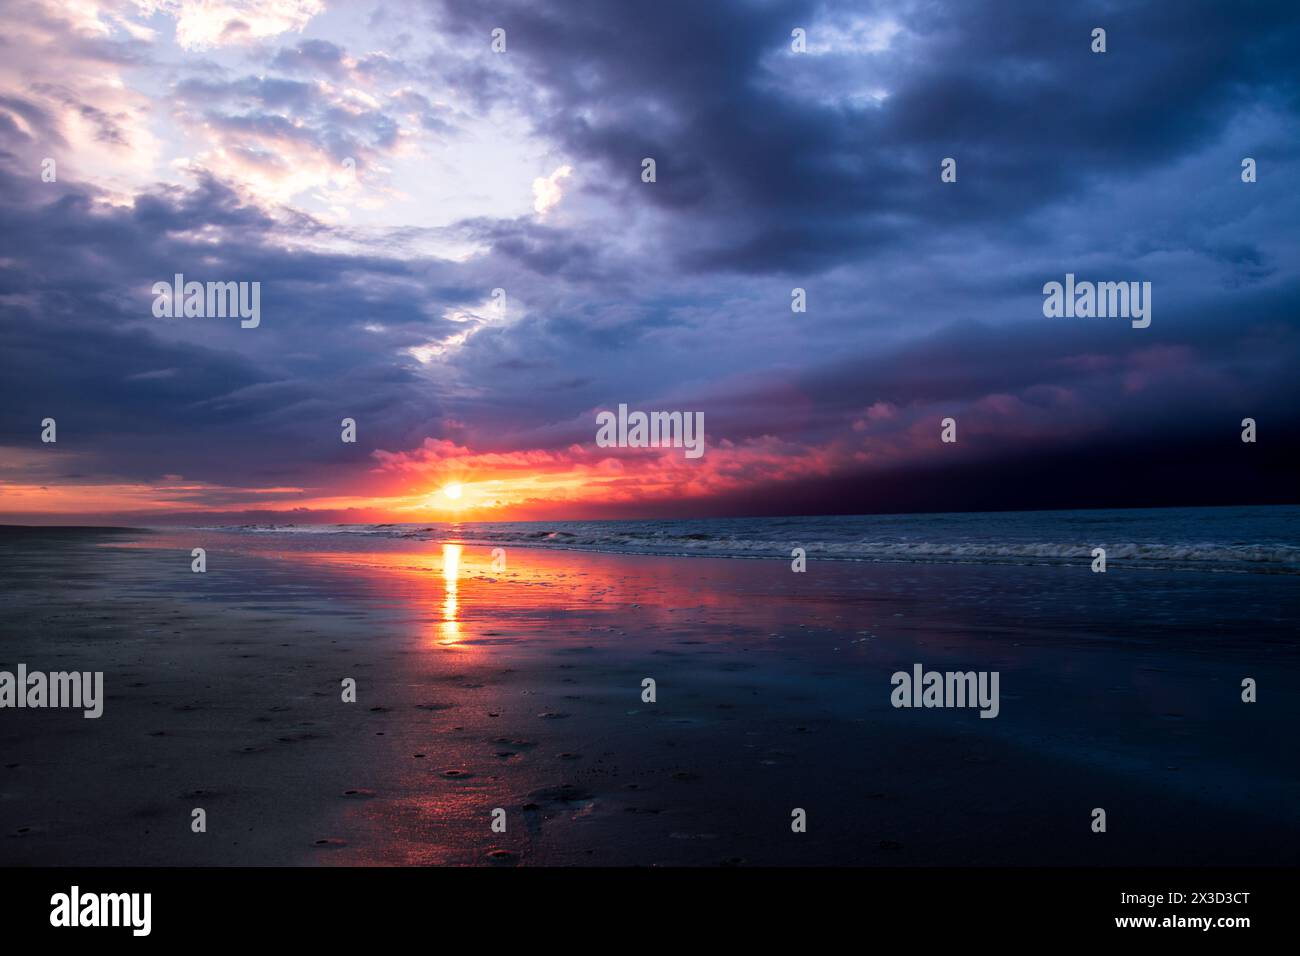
[438,543,462,645]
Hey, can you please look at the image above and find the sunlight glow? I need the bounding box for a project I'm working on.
[438,543,462,645]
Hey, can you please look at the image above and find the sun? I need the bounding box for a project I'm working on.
[442,482,463,501]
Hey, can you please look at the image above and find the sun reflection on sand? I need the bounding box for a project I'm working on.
[438,543,462,645]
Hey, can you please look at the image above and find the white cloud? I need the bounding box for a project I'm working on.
[532,164,573,216]
[136,0,323,50]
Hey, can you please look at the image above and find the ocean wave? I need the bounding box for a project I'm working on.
[203,510,1300,573]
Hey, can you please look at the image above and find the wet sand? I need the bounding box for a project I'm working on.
[1,526,1297,866]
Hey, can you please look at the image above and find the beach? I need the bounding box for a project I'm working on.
[1,514,1298,866]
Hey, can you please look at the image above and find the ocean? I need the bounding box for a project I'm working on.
[202,504,1300,574]
[2,507,1297,867]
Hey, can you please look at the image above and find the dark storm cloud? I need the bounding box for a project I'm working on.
[0,165,471,486]
[434,0,1300,273]
[458,217,615,281]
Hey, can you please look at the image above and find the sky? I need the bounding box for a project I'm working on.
[0,0,1297,524]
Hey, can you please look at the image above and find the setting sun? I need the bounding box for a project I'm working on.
[442,482,463,500]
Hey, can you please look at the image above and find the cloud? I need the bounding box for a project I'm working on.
[531,163,571,216]
[1,0,1298,522]
[435,0,1300,273]
[141,0,324,51]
